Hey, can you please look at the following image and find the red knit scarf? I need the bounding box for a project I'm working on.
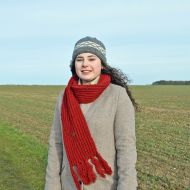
[61,74,112,190]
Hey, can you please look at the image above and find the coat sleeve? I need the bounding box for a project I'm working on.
[114,87,138,190]
[44,91,64,190]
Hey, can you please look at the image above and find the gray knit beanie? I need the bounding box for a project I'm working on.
[72,36,107,64]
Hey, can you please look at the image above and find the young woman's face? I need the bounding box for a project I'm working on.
[75,53,103,85]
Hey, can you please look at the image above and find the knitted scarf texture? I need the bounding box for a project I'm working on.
[61,74,112,190]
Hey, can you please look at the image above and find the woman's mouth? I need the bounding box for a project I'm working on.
[81,70,92,74]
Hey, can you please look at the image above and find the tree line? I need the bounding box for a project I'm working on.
[152,80,190,85]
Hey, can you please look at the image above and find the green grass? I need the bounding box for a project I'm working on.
[134,85,190,190]
[0,85,190,189]
[0,122,47,190]
[0,85,64,144]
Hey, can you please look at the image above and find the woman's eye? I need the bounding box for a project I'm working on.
[76,59,83,62]
[89,59,95,61]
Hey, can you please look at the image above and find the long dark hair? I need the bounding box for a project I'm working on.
[70,61,138,111]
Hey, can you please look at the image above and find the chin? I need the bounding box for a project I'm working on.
[80,75,93,81]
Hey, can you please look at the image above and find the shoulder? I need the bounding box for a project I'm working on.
[108,83,134,110]
[59,88,65,97]
[56,88,65,109]
[109,83,124,91]
[107,83,128,99]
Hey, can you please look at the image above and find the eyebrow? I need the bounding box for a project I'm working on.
[76,55,96,58]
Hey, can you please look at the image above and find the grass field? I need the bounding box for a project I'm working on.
[0,85,189,190]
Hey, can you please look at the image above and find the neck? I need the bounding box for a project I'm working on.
[78,75,100,85]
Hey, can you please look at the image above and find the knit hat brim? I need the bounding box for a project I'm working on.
[72,46,107,64]
[71,36,107,64]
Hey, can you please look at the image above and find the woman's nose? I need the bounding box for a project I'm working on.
[82,59,88,67]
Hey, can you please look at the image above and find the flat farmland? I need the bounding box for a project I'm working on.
[0,85,189,190]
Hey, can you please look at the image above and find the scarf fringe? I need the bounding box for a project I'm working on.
[77,160,96,185]
[76,153,112,185]
[96,152,112,175]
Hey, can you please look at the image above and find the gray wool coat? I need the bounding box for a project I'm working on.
[44,83,138,190]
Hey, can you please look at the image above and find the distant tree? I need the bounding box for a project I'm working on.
[152,80,190,85]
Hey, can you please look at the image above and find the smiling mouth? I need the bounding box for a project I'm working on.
[81,70,92,73]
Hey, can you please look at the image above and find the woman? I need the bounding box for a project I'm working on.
[45,36,138,190]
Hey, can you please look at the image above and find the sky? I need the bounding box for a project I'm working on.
[0,0,190,85]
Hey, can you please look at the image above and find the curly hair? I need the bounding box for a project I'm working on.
[70,61,138,111]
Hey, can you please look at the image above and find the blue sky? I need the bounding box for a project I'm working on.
[0,0,189,85]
